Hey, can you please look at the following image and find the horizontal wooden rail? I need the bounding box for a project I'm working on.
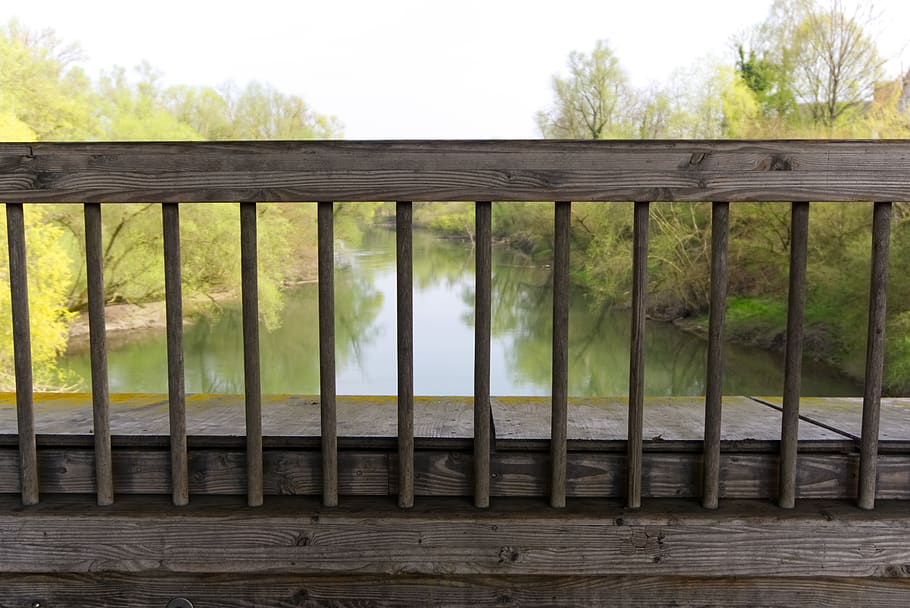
[2,140,910,203]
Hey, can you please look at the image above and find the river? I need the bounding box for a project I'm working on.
[60,227,861,396]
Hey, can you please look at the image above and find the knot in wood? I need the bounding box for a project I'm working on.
[497,546,521,564]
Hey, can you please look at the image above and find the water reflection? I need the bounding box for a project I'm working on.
[61,227,861,396]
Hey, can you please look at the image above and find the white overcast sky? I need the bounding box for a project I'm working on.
[8,0,910,138]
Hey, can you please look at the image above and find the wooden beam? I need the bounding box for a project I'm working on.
[703,202,729,509]
[859,202,892,510]
[3,496,910,579]
[4,203,38,506]
[2,573,909,608]
[317,201,338,507]
[551,201,571,508]
[1,447,908,499]
[779,201,809,509]
[4,140,910,203]
[83,203,114,506]
[239,202,263,507]
[397,201,415,509]
[161,203,189,506]
[474,201,492,509]
[628,201,649,508]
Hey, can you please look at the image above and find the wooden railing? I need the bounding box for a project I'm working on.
[2,140,908,513]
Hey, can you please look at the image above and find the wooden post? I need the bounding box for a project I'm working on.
[240,202,263,507]
[627,201,649,509]
[858,201,892,510]
[397,201,415,509]
[5,203,39,506]
[83,203,114,506]
[703,201,729,510]
[551,200,571,508]
[779,201,809,509]
[474,201,492,509]
[162,203,189,507]
[317,201,339,507]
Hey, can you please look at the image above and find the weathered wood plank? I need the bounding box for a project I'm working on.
[628,201,649,508]
[474,201,492,508]
[397,201,415,509]
[239,202,263,507]
[4,203,38,505]
[860,202,892,510]
[2,448,906,500]
[3,140,910,203]
[3,573,909,608]
[317,201,338,507]
[703,202,729,509]
[0,394,852,443]
[3,496,910,578]
[551,201,570,508]
[83,202,114,506]
[162,202,189,506]
[780,201,809,509]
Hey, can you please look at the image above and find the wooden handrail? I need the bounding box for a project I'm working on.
[2,140,906,512]
[3,140,910,203]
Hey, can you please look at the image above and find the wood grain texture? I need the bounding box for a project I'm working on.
[162,203,189,506]
[860,202,892,510]
[317,201,338,507]
[3,573,910,608]
[474,201,492,508]
[551,201,570,508]
[3,448,903,499]
[703,202,729,509]
[83,202,114,506]
[239,202,263,507]
[397,201,415,508]
[4,203,38,505]
[779,201,809,509]
[3,140,910,203]
[4,495,910,578]
[628,201,649,508]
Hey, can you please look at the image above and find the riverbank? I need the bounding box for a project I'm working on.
[66,279,318,354]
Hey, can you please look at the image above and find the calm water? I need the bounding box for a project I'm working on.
[60,228,861,396]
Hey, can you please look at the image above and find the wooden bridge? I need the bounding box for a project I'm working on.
[1,140,910,606]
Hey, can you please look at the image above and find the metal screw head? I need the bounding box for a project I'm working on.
[32,602,43,608]
[167,599,193,608]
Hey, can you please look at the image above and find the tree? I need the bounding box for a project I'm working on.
[738,0,888,132]
[0,205,75,390]
[165,81,342,140]
[0,19,97,140]
[536,40,634,139]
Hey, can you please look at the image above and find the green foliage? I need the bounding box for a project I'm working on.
[0,20,97,140]
[0,206,76,390]
[536,40,634,139]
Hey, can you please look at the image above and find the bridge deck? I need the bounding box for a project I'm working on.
[5,393,908,444]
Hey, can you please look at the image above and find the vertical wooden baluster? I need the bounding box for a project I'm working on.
[162,203,189,506]
[551,200,571,508]
[779,201,809,509]
[317,201,338,507]
[240,202,263,507]
[397,201,415,508]
[5,203,38,505]
[84,203,114,506]
[703,201,729,510]
[474,201,492,508]
[859,201,892,510]
[628,201,649,509]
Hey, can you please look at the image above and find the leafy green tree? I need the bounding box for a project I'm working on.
[0,205,75,390]
[0,19,97,140]
[737,0,888,133]
[536,40,634,139]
